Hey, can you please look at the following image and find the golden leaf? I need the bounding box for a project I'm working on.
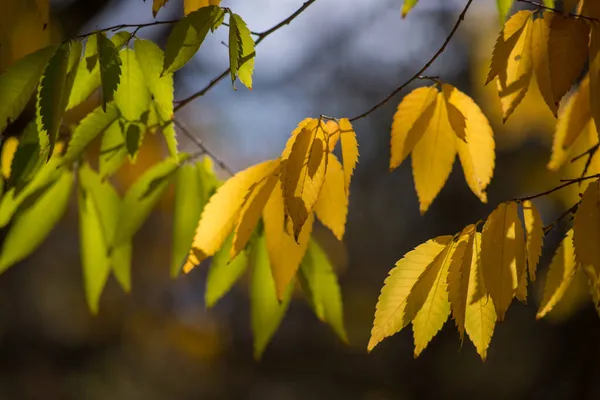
[480,201,526,320]
[184,0,221,16]
[1,137,19,180]
[537,229,578,319]
[314,154,347,240]
[339,118,359,195]
[389,86,438,170]
[152,0,169,16]
[263,181,314,300]
[464,232,497,361]
[443,84,495,203]
[590,27,600,138]
[522,200,543,281]
[411,92,457,214]
[368,236,451,352]
[532,11,557,116]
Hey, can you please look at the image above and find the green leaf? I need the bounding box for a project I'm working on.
[171,163,203,277]
[543,0,554,6]
[114,48,150,121]
[63,103,118,164]
[68,32,129,110]
[99,121,127,179]
[402,0,419,18]
[0,45,56,135]
[0,154,63,227]
[496,0,514,23]
[125,122,144,161]
[205,234,249,308]
[113,156,184,245]
[0,169,73,273]
[97,33,122,111]
[228,14,255,90]
[78,184,111,314]
[163,6,225,75]
[36,42,72,153]
[299,240,348,343]
[79,164,132,292]
[250,233,293,360]
[9,121,48,191]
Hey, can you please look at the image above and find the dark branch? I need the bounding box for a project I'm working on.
[516,0,598,22]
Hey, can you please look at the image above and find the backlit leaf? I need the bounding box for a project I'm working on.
[532,11,557,116]
[251,233,293,360]
[401,0,419,18]
[339,118,358,195]
[314,154,347,241]
[10,122,48,190]
[184,0,221,15]
[522,200,543,281]
[99,121,127,179]
[1,137,19,180]
[134,39,174,121]
[114,48,150,121]
[368,236,451,352]
[124,122,144,161]
[228,13,255,89]
[496,0,514,23]
[97,33,122,111]
[153,0,169,17]
[205,234,248,308]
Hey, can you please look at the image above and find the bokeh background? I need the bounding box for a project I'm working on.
[1,0,599,398]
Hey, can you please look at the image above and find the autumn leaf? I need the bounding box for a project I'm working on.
[314,154,348,241]
[531,11,557,116]
[401,0,419,18]
[522,200,543,281]
[205,234,249,308]
[184,0,221,15]
[589,27,600,137]
[496,0,514,24]
[228,13,255,90]
[339,118,359,195]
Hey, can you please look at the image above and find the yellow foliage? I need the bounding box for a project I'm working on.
[480,202,525,320]
[1,137,19,180]
[532,11,557,116]
[339,118,359,195]
[314,154,347,241]
[522,200,543,281]
[184,0,221,16]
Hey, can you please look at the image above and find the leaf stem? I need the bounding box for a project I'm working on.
[348,0,474,122]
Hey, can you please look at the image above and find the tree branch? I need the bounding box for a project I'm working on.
[74,19,180,40]
[348,0,474,122]
[516,0,598,22]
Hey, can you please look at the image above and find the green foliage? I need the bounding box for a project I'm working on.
[162,6,225,74]
[0,45,56,135]
[115,48,150,121]
[228,13,255,89]
[0,168,73,273]
[97,33,123,111]
[124,122,144,161]
[9,121,48,191]
[99,121,127,179]
[205,234,249,308]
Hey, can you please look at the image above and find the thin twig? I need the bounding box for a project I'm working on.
[543,202,579,235]
[516,0,598,22]
[173,119,234,175]
[515,174,600,202]
[173,0,318,112]
[348,0,474,122]
[74,19,180,40]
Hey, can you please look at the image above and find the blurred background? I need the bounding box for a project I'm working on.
[1,0,600,398]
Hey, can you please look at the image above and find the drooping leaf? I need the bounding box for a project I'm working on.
[187,159,280,269]
[411,92,457,214]
[9,122,47,190]
[250,233,293,360]
[0,169,73,273]
[281,119,328,238]
[205,233,248,308]
[368,236,451,351]
[152,0,170,17]
[590,27,600,136]
[114,48,150,121]
[339,118,359,195]
[36,42,71,152]
[263,181,314,300]
[113,157,184,245]
[99,121,127,179]
[299,239,348,343]
[124,122,144,161]
[228,13,255,89]
[522,200,543,281]
[443,84,495,203]
[401,0,419,18]
[537,229,577,319]
[532,11,557,116]
[464,232,497,361]
[573,180,600,279]
[314,154,347,241]
[232,172,279,260]
[0,45,56,135]
[163,6,225,75]
[63,103,118,164]
[548,15,589,106]
[480,202,526,320]
[97,33,122,111]
[389,86,438,170]
[184,0,222,15]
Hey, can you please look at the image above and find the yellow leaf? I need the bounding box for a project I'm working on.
[409,238,458,357]
[152,0,169,16]
[411,92,457,214]
[537,229,578,319]
[1,137,19,180]
[339,118,359,195]
[522,200,543,281]
[281,119,328,239]
[480,201,525,320]
[532,11,557,116]
[314,154,347,240]
[231,171,279,260]
[443,84,495,203]
[548,15,590,106]
[401,0,419,18]
[444,96,467,142]
[184,0,221,15]
[325,120,340,151]
[447,225,476,340]
[590,27,600,137]
[281,118,315,160]
[496,12,534,121]
[368,235,451,352]
[573,180,600,278]
[263,181,314,299]
[389,86,438,170]
[486,10,531,85]
[464,232,497,361]
[188,159,280,268]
